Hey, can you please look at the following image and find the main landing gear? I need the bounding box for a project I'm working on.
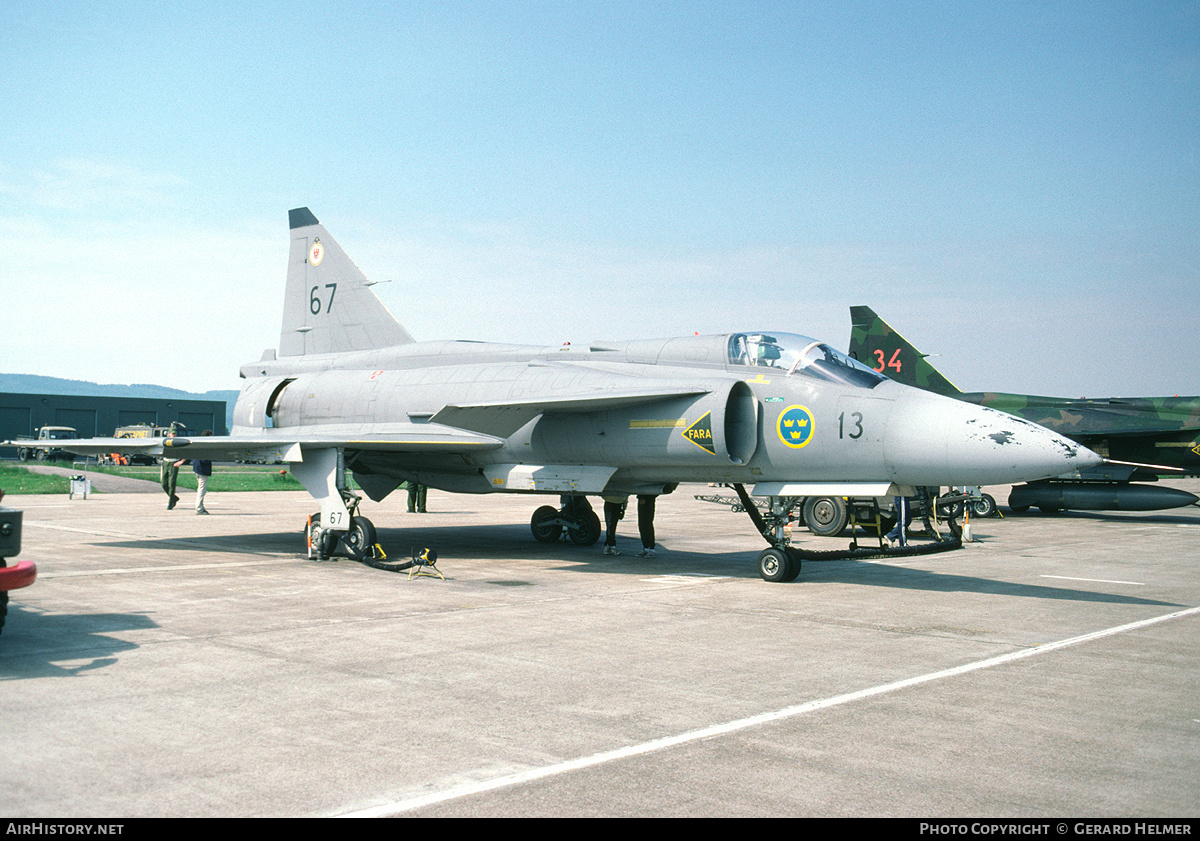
[307,490,378,562]
[530,496,602,546]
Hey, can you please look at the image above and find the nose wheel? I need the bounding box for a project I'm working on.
[757,547,802,582]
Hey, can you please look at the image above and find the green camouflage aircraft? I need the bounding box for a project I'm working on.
[848,306,1200,512]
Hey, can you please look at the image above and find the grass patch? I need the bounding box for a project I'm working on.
[0,461,305,494]
[184,468,304,493]
[105,463,306,492]
[0,462,71,494]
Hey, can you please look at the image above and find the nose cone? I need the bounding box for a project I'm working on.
[886,390,1102,486]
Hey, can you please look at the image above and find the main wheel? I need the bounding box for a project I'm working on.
[758,547,795,582]
[567,510,601,546]
[531,505,563,543]
[342,516,377,561]
[804,496,849,537]
[971,494,997,518]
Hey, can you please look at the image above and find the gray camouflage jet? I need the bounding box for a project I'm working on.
[12,209,1101,580]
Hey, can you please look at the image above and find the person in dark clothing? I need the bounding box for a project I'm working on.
[161,429,180,509]
[407,482,427,513]
[601,494,661,558]
[601,496,627,555]
[636,495,657,558]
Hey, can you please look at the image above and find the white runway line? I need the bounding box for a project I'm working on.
[339,605,1200,817]
[1040,574,1145,586]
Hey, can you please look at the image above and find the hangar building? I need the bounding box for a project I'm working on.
[0,392,227,457]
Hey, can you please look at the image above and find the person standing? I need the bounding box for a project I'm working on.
[885,495,908,548]
[601,494,660,557]
[161,429,180,510]
[636,494,657,558]
[192,431,213,515]
[601,495,627,555]
[407,481,427,513]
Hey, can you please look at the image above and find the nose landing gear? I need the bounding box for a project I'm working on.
[730,484,963,582]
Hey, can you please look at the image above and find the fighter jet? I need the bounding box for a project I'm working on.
[848,306,1200,513]
[8,210,1100,580]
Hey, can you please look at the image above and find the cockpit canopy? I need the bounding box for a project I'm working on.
[728,332,887,389]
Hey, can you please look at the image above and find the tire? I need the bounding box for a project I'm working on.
[568,510,601,546]
[971,494,997,518]
[804,496,849,537]
[342,517,377,561]
[307,513,324,557]
[782,548,804,582]
[531,505,563,543]
[758,547,794,582]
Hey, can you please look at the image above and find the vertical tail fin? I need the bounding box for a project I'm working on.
[848,306,961,396]
[280,208,414,357]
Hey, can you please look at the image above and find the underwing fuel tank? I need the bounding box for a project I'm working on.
[1009,482,1200,512]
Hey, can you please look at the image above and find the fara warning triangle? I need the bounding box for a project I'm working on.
[682,412,716,455]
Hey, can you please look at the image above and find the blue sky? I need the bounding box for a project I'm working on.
[2,0,1197,397]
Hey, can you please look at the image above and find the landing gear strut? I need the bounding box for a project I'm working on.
[530,496,602,546]
[291,448,383,563]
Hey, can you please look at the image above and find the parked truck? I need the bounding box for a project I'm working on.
[109,423,186,465]
[14,426,79,463]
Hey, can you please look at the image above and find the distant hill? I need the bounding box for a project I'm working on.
[0,373,239,429]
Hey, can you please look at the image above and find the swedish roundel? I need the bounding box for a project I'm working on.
[777,405,815,449]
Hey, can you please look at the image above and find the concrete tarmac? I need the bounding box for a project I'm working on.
[2,482,1198,817]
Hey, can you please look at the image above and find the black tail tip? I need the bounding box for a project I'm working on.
[289,207,319,229]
